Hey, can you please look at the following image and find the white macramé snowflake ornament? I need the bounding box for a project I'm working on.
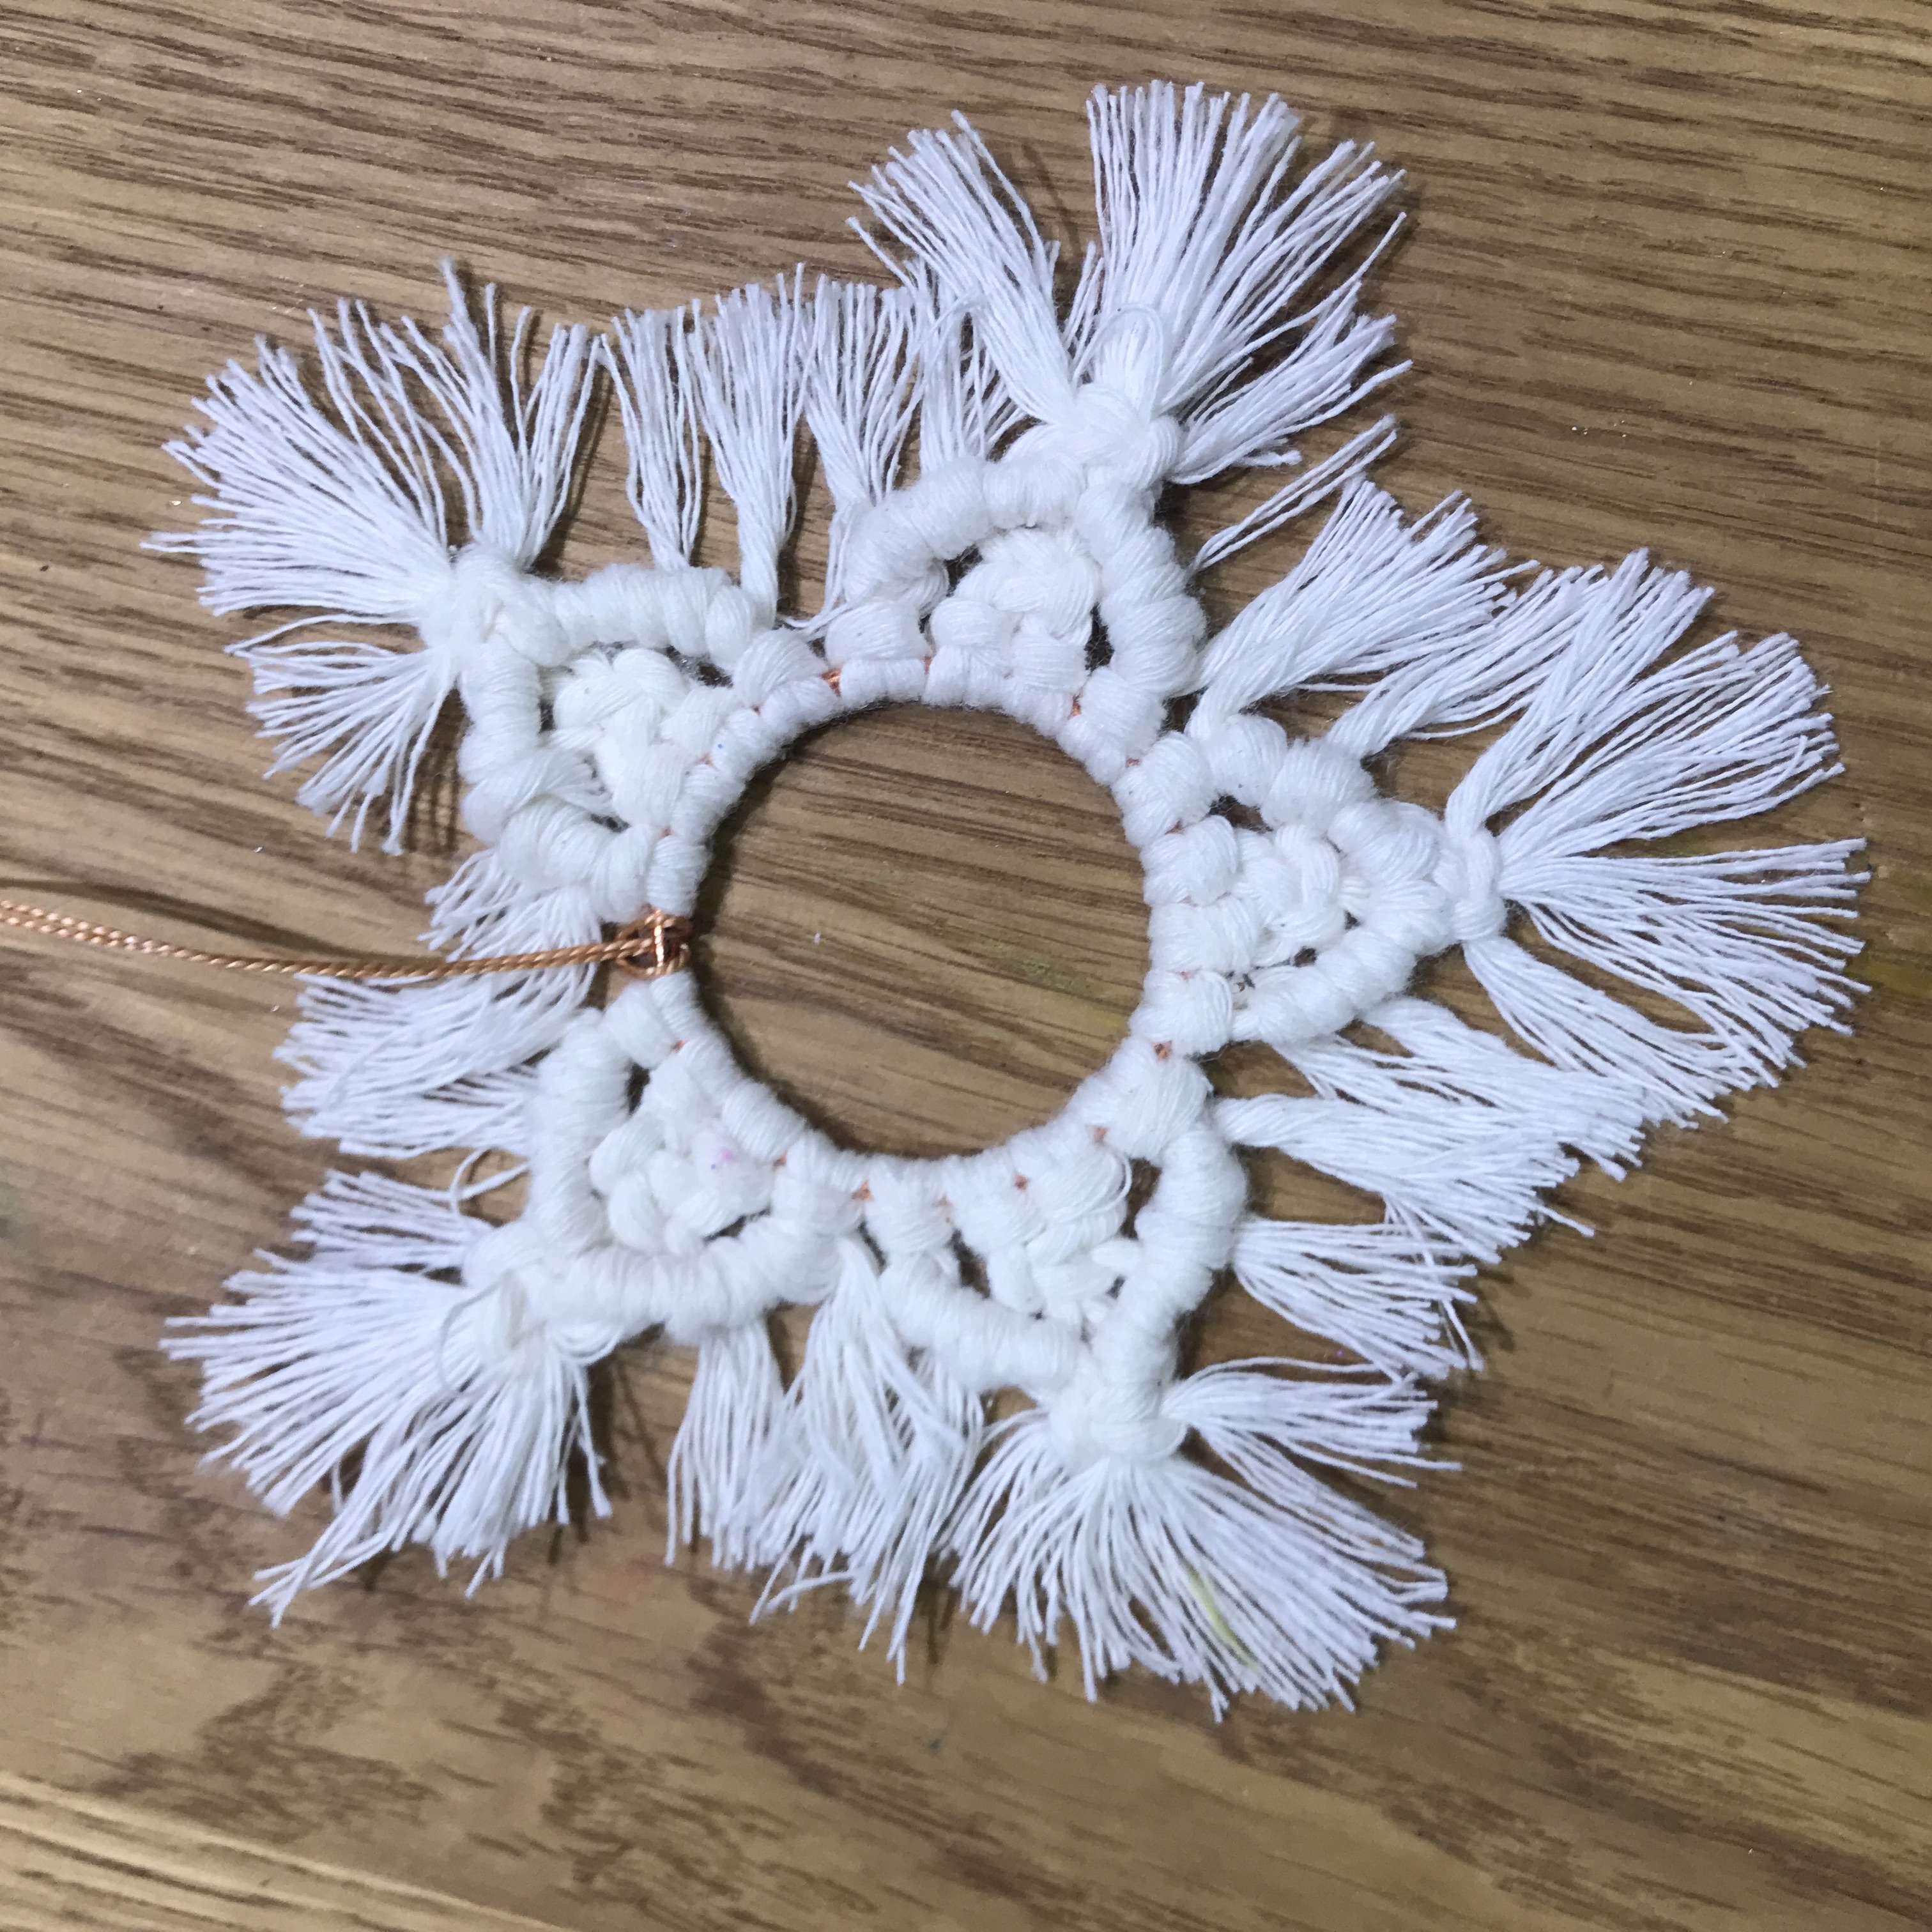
[154,84,1861,1712]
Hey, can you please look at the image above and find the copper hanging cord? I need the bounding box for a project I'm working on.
[0,896,691,983]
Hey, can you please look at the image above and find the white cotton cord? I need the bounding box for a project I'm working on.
[289,1167,507,1267]
[1062,241,1107,379]
[1445,553,1717,819]
[150,308,456,854]
[1172,246,1407,486]
[1326,559,1591,755]
[384,262,598,567]
[1193,482,1516,727]
[1510,844,1864,1076]
[151,313,452,622]
[1230,1218,1481,1377]
[1462,613,1843,849]
[605,305,704,567]
[1216,997,1639,1264]
[1358,995,1646,1167]
[1166,1359,1441,1483]
[1087,87,1376,410]
[1087,83,1302,410]
[238,634,456,852]
[743,1241,988,1676]
[1459,935,1736,1126]
[150,84,1860,1717]
[900,273,1023,470]
[1238,992,1648,1254]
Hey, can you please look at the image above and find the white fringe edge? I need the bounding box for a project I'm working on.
[610,277,921,610]
[903,267,1025,470]
[150,263,596,852]
[604,304,703,569]
[683,275,813,622]
[1086,80,1404,480]
[856,82,1401,494]
[1231,1218,1480,1378]
[805,280,919,603]
[164,1168,1438,1711]
[1446,553,1864,1122]
[668,1283,1449,1708]
[1220,997,1646,1372]
[1220,993,1643,1273]
[164,1172,606,1624]
[948,1363,1446,1715]
[278,850,599,1158]
[666,1319,787,1572]
[179,1198,1449,1708]
[738,1243,985,1674]
[1190,417,1399,576]
[855,111,1079,431]
[1193,482,1561,735]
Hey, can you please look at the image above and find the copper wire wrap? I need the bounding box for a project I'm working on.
[0,896,692,983]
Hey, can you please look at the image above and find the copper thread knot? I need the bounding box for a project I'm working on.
[611,910,693,980]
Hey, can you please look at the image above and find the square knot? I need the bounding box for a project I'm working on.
[438,542,573,666]
[1054,383,1184,491]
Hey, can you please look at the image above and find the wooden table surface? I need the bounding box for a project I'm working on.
[2,3,1928,1928]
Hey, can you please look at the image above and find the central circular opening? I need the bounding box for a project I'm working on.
[697,704,1148,1158]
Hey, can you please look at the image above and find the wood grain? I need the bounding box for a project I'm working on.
[1,3,1928,1929]
[0,1772,558,1931]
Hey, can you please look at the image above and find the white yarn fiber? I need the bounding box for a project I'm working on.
[154,82,1862,1713]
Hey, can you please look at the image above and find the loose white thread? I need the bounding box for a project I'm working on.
[155,83,1862,1712]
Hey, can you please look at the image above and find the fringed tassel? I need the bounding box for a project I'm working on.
[1445,555,1864,1122]
[686,277,813,624]
[1084,81,1404,482]
[1231,1219,1479,1377]
[949,1365,1445,1714]
[285,1166,505,1263]
[1325,562,1593,756]
[746,1242,986,1674]
[905,268,1025,470]
[1219,994,1643,1266]
[604,304,703,567]
[151,263,596,852]
[1505,843,1864,1077]
[804,279,918,602]
[236,639,457,854]
[153,314,457,625]
[1193,479,1591,756]
[1193,483,1512,722]
[390,264,597,565]
[666,1319,786,1570]
[165,1179,605,1621]
[1190,417,1399,575]
[279,850,600,1158]
[856,112,1080,429]
[1303,996,1648,1175]
[1222,998,1646,1367]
